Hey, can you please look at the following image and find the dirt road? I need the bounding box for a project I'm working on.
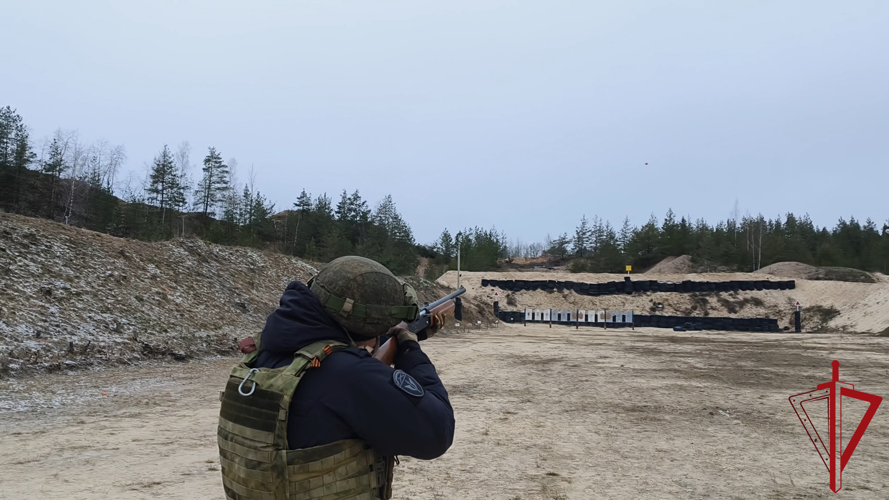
[2,326,888,499]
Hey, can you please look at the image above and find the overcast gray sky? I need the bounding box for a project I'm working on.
[3,1,887,244]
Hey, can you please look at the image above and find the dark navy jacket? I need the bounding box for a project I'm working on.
[254,281,455,460]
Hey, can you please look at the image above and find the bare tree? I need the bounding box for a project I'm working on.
[102,143,127,191]
[60,130,88,225]
[40,129,77,219]
[60,136,127,226]
[219,158,240,226]
[85,139,108,188]
[506,238,520,259]
[174,141,192,201]
[173,142,192,236]
[120,170,144,202]
[85,140,118,187]
[730,199,741,242]
[743,212,766,271]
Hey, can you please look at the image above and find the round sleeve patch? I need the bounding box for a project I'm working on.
[392,369,425,397]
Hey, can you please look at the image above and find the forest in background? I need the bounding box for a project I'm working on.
[526,210,889,275]
[3,105,889,277]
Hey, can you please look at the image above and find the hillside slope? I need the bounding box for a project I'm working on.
[0,213,320,376]
[0,214,491,377]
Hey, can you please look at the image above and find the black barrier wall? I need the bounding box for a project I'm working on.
[632,314,779,332]
[481,277,795,296]
[495,309,780,332]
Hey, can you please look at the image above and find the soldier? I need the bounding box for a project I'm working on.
[218,256,454,500]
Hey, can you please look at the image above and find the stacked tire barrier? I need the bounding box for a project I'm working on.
[481,277,795,296]
[634,314,779,332]
[494,308,780,332]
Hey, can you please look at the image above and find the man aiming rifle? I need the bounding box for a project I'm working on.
[217,256,460,500]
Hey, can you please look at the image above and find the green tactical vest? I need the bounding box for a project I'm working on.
[218,335,395,500]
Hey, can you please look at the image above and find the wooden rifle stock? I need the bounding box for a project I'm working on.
[371,322,406,367]
[373,299,457,366]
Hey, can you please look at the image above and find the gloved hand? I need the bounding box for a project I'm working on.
[389,325,418,345]
[426,313,447,338]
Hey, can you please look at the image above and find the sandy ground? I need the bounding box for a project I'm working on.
[1,325,888,499]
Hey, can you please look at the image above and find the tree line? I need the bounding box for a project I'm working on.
[531,209,889,274]
[3,105,887,276]
[0,106,507,276]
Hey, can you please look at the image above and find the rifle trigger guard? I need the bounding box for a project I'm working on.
[238,368,260,396]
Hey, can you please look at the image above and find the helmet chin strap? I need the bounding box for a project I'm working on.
[337,323,359,347]
[337,322,378,353]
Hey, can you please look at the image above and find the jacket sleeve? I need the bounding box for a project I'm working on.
[320,346,455,460]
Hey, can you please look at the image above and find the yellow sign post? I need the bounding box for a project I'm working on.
[625,265,632,274]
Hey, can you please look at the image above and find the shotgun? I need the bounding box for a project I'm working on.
[373,286,466,365]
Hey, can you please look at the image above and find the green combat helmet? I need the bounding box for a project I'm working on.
[308,256,419,339]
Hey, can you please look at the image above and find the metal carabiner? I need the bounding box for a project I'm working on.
[238,368,260,396]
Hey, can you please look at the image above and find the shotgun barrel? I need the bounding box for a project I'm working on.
[373,286,467,365]
[409,286,466,339]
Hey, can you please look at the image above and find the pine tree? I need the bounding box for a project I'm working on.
[574,215,592,258]
[290,189,313,255]
[295,190,312,212]
[335,189,371,247]
[321,224,352,261]
[314,193,334,220]
[347,190,371,246]
[235,183,276,246]
[146,145,184,227]
[453,227,508,271]
[335,190,350,221]
[348,190,371,220]
[0,106,21,170]
[305,193,335,258]
[437,228,455,258]
[625,213,661,268]
[0,108,36,213]
[193,147,229,220]
[590,215,605,255]
[42,138,67,218]
[239,184,254,227]
[618,217,634,252]
[370,195,416,274]
[549,233,570,259]
[661,208,681,255]
[305,238,319,261]
[9,118,35,213]
[373,195,414,244]
[597,221,624,272]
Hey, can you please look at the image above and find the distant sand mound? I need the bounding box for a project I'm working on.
[645,255,698,274]
[756,262,878,283]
